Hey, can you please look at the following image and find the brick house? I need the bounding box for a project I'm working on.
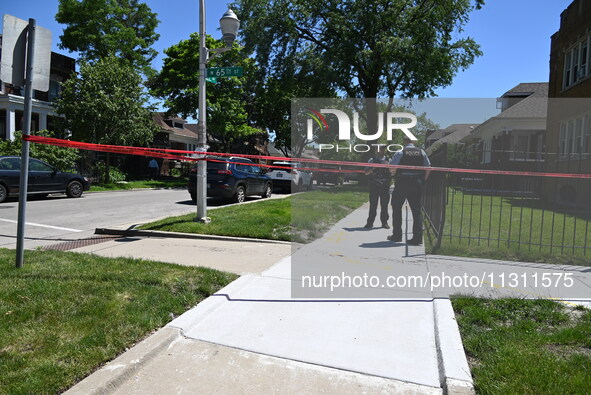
[545,0,591,207]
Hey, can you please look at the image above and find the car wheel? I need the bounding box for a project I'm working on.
[233,185,246,203]
[298,180,303,192]
[66,180,84,198]
[261,183,272,198]
[0,184,7,203]
[190,192,196,202]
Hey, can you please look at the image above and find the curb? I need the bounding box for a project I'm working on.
[64,327,182,395]
[95,227,293,245]
[432,298,475,395]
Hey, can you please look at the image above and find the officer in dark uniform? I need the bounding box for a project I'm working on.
[365,147,391,229]
[387,137,431,245]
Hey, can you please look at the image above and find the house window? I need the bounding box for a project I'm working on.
[575,118,583,154]
[559,123,566,155]
[568,120,575,154]
[564,50,572,88]
[585,115,591,153]
[581,40,588,78]
[573,45,580,83]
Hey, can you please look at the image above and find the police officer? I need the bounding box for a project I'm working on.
[365,146,391,229]
[388,136,431,245]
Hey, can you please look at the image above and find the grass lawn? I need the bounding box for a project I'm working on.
[140,185,369,244]
[0,249,237,394]
[453,297,591,394]
[90,178,188,192]
[429,189,591,265]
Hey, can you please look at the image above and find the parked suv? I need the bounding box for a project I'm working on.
[188,157,272,203]
[266,161,313,192]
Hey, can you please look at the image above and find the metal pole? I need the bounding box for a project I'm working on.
[16,19,36,268]
[405,204,409,257]
[195,0,210,223]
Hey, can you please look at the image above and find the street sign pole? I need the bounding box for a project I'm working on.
[195,0,210,224]
[15,19,36,268]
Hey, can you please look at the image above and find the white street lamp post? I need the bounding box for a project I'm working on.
[195,3,240,223]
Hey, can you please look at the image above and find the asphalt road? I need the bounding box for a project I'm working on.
[0,188,285,250]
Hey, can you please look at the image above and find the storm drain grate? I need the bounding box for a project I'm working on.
[42,235,122,251]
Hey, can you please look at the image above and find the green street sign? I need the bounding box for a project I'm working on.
[206,67,243,78]
[205,77,218,83]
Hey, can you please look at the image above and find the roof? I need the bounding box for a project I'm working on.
[426,124,478,143]
[503,82,548,97]
[425,124,479,154]
[496,82,548,119]
[153,113,198,139]
[461,83,548,142]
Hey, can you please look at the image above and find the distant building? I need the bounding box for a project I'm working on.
[152,113,199,151]
[545,0,591,207]
[461,83,548,169]
[0,35,75,140]
[425,123,479,152]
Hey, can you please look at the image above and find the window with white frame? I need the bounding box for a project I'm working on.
[585,115,591,154]
[576,118,583,153]
[568,120,575,154]
[563,35,591,89]
[564,51,572,88]
[559,123,567,155]
[581,40,588,77]
[573,46,580,83]
[559,114,591,156]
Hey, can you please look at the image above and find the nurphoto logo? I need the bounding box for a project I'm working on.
[306,108,418,153]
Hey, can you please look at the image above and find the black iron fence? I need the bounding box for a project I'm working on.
[422,148,591,259]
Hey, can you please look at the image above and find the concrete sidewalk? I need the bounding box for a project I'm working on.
[65,202,591,394]
[66,203,473,395]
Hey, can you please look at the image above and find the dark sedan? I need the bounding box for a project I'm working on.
[0,156,90,203]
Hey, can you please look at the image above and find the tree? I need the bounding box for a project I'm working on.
[56,0,160,76]
[0,131,80,172]
[54,56,158,181]
[148,34,261,152]
[255,73,336,157]
[232,0,484,133]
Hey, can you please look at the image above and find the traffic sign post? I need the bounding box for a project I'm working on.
[206,66,243,78]
[1,15,52,268]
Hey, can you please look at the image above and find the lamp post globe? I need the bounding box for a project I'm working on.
[220,9,240,47]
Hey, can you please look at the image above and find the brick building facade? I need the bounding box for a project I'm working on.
[545,0,591,207]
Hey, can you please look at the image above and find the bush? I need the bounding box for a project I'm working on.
[95,162,127,183]
[0,130,80,171]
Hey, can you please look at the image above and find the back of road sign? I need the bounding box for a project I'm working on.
[1,14,52,92]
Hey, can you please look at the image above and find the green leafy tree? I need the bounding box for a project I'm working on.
[232,0,484,133]
[56,0,160,76]
[54,56,158,181]
[0,131,80,171]
[148,34,261,152]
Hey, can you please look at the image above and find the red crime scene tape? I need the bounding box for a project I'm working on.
[22,134,591,179]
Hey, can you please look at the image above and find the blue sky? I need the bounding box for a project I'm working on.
[0,0,575,126]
